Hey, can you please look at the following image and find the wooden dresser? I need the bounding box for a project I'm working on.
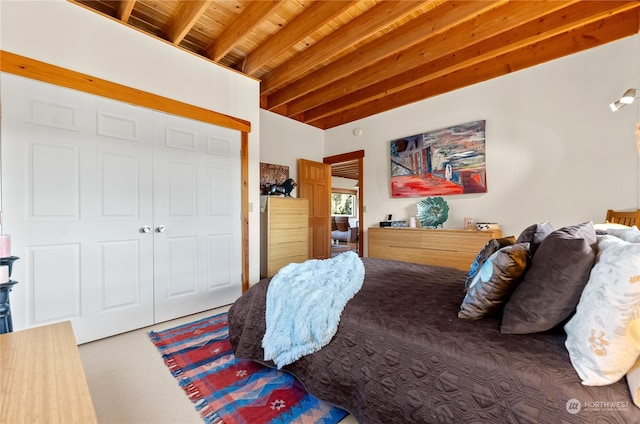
[0,321,97,423]
[368,227,503,271]
[261,197,309,278]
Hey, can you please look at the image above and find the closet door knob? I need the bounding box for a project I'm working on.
[140,226,151,233]
[156,225,166,233]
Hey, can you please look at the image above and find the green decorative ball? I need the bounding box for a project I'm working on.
[417,197,449,228]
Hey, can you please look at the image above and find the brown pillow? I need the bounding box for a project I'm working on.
[515,221,554,256]
[335,217,349,232]
[459,243,530,319]
[331,217,338,231]
[464,236,515,292]
[501,222,597,334]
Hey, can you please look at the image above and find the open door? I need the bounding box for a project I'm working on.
[298,159,332,259]
[324,150,365,256]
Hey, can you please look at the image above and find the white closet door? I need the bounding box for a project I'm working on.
[152,113,242,322]
[1,74,155,343]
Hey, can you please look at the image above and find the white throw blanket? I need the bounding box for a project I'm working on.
[262,251,365,369]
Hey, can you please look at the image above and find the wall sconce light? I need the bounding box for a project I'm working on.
[610,88,640,111]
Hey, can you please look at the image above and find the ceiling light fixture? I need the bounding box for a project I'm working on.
[610,88,640,111]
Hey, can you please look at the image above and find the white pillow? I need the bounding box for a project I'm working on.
[594,222,631,230]
[626,318,640,408]
[626,356,640,408]
[606,226,640,243]
[564,235,640,385]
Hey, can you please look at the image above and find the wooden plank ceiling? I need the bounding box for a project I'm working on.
[71,1,640,130]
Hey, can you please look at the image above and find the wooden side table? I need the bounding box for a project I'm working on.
[0,321,98,423]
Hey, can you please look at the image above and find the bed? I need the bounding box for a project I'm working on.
[228,223,640,423]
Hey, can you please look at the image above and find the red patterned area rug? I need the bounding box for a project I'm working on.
[149,312,348,424]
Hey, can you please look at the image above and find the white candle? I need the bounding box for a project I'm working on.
[0,265,9,283]
[0,235,10,258]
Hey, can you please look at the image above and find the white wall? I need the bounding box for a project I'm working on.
[259,109,325,185]
[0,0,262,283]
[324,35,640,252]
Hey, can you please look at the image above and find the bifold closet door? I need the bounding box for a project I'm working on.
[1,74,155,343]
[152,113,242,323]
[1,74,243,343]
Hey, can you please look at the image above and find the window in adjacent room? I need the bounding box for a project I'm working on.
[331,189,357,216]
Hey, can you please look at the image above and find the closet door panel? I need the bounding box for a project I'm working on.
[153,114,241,322]
[1,74,155,343]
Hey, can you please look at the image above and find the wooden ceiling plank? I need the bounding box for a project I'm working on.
[302,1,639,122]
[165,0,214,44]
[268,0,510,111]
[260,0,426,95]
[204,0,281,62]
[287,0,581,117]
[117,0,136,22]
[312,9,640,129]
[242,1,357,75]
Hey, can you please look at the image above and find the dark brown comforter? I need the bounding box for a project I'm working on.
[228,258,638,423]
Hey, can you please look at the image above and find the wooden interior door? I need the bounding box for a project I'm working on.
[298,159,331,259]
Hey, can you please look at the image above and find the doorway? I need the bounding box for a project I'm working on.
[323,150,364,257]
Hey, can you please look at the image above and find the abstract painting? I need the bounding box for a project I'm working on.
[390,120,487,198]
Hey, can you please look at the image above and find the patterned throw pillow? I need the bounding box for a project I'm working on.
[464,236,515,292]
[515,221,554,256]
[564,235,640,385]
[501,222,597,334]
[458,243,530,319]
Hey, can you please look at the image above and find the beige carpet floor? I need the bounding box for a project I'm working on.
[79,305,358,423]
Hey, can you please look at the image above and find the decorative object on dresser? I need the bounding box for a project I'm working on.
[367,226,502,271]
[476,222,500,231]
[259,162,290,195]
[416,196,449,228]
[389,120,487,198]
[264,178,297,197]
[261,197,309,278]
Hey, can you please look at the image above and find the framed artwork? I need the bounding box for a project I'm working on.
[260,162,289,193]
[390,120,487,198]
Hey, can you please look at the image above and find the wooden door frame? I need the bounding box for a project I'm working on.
[323,150,365,256]
[0,51,252,292]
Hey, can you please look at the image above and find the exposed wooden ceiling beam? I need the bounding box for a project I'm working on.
[204,0,281,62]
[302,0,638,123]
[312,8,640,129]
[260,0,427,96]
[117,0,136,22]
[269,0,512,113]
[241,1,357,75]
[165,0,213,44]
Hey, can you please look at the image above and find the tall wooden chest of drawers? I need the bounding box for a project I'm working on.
[261,197,309,278]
